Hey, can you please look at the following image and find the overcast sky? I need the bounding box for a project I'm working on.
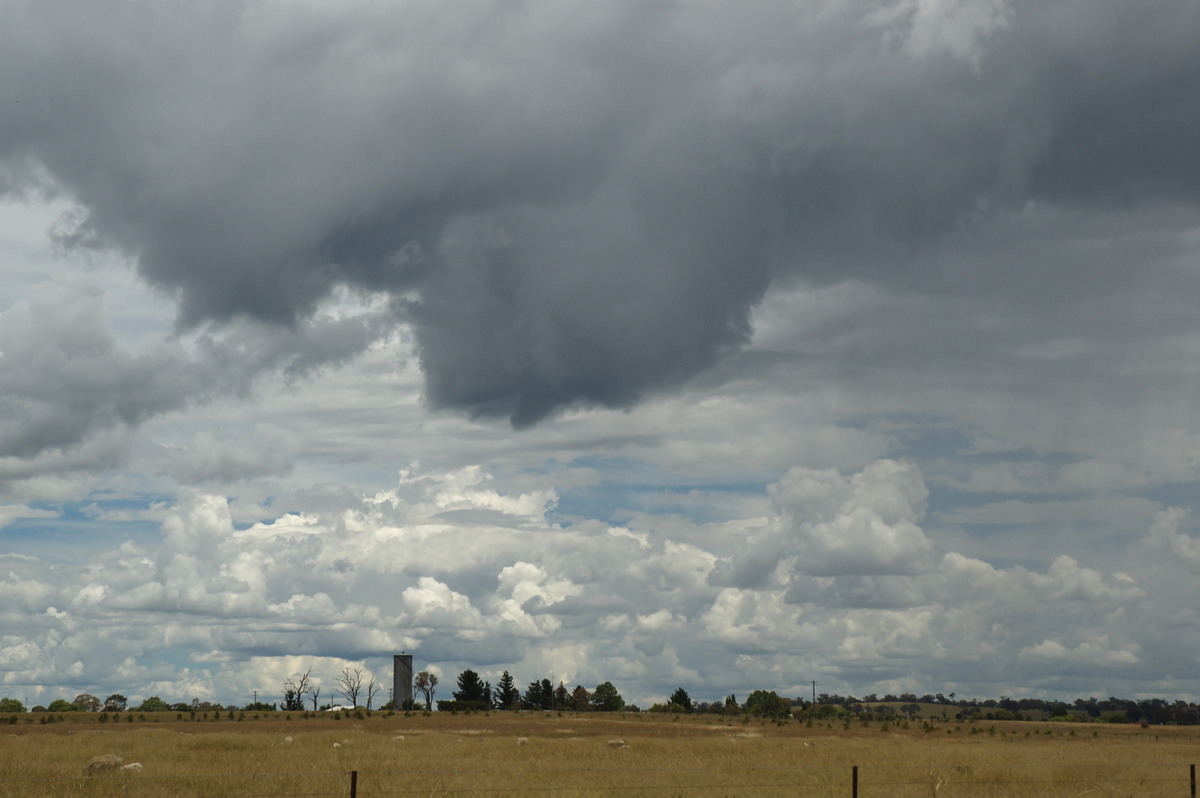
[3,0,1200,710]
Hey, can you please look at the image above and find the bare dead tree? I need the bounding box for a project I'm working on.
[365,675,380,710]
[338,666,364,708]
[284,667,313,711]
[310,685,321,711]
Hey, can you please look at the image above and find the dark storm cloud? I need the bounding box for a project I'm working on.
[2,0,1199,426]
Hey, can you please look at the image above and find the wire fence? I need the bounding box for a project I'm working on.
[1,762,1196,797]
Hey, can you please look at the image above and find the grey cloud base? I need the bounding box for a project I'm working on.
[4,1,1200,426]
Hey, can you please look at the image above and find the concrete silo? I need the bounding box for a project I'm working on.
[393,654,414,710]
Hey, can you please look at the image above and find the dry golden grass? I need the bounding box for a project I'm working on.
[2,711,1198,796]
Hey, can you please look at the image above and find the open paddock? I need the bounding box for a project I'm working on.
[2,711,1197,796]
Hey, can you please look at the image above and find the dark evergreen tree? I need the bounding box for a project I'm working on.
[669,687,693,713]
[493,671,520,710]
[282,688,303,711]
[523,679,554,710]
[453,669,489,703]
[554,682,570,710]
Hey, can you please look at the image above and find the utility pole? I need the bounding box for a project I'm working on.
[812,681,817,706]
[253,690,258,706]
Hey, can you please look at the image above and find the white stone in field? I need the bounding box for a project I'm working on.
[121,763,143,773]
[516,737,528,745]
[606,739,625,748]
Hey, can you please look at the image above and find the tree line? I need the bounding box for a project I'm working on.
[7,680,1200,726]
[435,670,626,712]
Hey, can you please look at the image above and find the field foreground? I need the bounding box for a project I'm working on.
[2,711,1198,796]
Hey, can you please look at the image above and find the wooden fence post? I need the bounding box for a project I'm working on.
[1190,763,1195,798]
[349,770,358,798]
[851,764,858,798]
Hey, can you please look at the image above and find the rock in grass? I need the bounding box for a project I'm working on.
[85,754,124,774]
[607,739,625,748]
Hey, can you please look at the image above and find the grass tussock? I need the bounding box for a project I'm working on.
[1,712,1198,796]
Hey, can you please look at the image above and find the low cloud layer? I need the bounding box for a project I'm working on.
[2,461,1192,706]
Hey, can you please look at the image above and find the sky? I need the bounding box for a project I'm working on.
[3,0,1200,710]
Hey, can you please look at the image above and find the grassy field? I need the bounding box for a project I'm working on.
[2,710,1198,796]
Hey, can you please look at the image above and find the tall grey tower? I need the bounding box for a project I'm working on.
[393,653,414,710]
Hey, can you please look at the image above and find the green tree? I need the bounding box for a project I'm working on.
[554,682,570,710]
[103,694,128,712]
[591,682,625,712]
[743,690,791,718]
[453,669,489,704]
[570,685,591,711]
[493,671,519,710]
[281,688,303,712]
[0,698,25,713]
[47,699,76,712]
[73,694,100,712]
[136,696,169,712]
[669,687,694,713]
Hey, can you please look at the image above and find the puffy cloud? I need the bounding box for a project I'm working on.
[0,503,57,527]
[771,460,935,577]
[1144,507,1200,573]
[1019,637,1141,668]
[0,459,1198,703]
